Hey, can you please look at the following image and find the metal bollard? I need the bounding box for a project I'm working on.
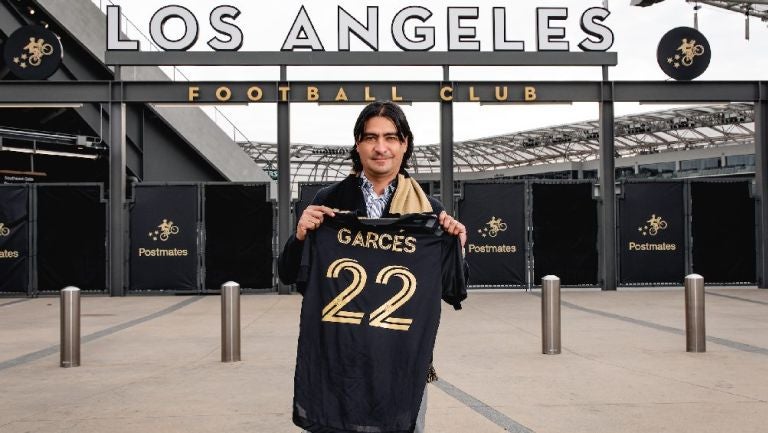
[60,286,81,368]
[221,281,241,362]
[684,274,706,353]
[541,275,561,355]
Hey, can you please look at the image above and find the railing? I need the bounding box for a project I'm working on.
[91,0,274,172]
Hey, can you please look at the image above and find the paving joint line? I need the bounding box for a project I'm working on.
[706,291,768,306]
[0,299,29,307]
[432,379,535,433]
[0,296,204,372]
[528,292,768,355]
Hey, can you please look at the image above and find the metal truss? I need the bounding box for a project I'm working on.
[693,1,768,21]
[238,102,756,192]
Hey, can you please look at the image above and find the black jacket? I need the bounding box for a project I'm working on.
[278,174,445,285]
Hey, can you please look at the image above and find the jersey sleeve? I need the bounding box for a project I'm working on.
[441,236,468,310]
[293,233,314,295]
[277,234,305,285]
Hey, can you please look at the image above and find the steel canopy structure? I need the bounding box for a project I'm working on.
[690,1,768,20]
[238,102,757,192]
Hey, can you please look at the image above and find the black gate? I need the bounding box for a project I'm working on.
[204,184,273,290]
[129,184,199,292]
[532,182,598,285]
[691,180,756,283]
[618,182,686,285]
[37,184,106,293]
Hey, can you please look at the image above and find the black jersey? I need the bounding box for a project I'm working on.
[293,213,467,433]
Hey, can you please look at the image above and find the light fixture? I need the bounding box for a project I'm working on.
[40,20,49,29]
[27,6,34,15]
[0,146,100,159]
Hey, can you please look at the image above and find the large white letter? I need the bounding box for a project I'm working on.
[107,5,139,50]
[448,7,480,51]
[536,8,569,51]
[338,6,378,51]
[208,5,243,51]
[493,7,524,51]
[578,7,614,51]
[391,6,434,51]
[282,6,325,51]
[150,5,199,51]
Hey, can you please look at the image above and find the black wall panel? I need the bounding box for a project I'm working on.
[459,182,526,286]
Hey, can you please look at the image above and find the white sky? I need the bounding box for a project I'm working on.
[108,0,768,145]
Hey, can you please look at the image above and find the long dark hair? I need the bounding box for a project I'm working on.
[350,101,414,174]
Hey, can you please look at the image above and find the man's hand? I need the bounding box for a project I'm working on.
[296,205,336,241]
[438,211,467,248]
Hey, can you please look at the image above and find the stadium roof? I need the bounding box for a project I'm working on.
[696,1,768,21]
[238,102,756,192]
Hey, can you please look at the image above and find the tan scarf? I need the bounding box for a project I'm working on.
[389,174,433,215]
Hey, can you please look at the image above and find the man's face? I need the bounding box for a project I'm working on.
[356,116,408,179]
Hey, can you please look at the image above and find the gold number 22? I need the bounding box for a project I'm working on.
[322,259,417,331]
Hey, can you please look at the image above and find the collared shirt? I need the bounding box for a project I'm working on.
[359,172,395,218]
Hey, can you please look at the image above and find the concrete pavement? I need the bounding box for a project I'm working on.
[1,288,767,433]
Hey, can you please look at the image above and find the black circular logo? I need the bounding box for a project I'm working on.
[2,25,63,80]
[657,27,710,81]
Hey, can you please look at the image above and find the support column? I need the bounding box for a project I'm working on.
[277,66,291,295]
[756,94,768,288]
[109,68,126,296]
[598,83,616,291]
[440,66,454,215]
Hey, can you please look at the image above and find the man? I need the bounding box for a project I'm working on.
[279,100,467,433]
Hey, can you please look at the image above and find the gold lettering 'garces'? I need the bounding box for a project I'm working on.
[378,233,393,249]
[336,229,416,253]
[403,236,416,253]
[338,228,351,244]
[365,232,379,249]
[392,235,405,252]
[352,232,365,247]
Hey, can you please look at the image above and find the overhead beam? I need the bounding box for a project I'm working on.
[105,51,618,67]
[0,81,763,104]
